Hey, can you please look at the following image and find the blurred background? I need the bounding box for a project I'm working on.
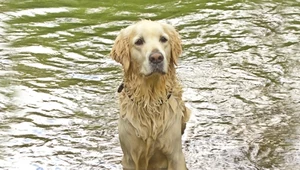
[0,0,299,169]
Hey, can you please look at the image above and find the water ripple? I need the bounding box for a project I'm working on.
[1,0,300,169]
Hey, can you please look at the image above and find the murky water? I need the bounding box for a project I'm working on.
[0,0,300,169]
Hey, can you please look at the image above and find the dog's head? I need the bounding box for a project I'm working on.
[110,20,182,77]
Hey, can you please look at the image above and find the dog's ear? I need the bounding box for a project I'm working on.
[110,29,130,72]
[162,23,182,66]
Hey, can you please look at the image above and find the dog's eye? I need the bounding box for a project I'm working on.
[135,38,144,45]
[160,36,168,43]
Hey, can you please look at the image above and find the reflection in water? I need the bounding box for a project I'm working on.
[0,0,300,169]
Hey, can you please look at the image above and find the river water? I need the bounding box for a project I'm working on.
[0,0,300,169]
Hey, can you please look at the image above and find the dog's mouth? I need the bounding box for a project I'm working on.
[145,63,166,77]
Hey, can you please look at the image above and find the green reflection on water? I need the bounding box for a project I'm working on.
[0,0,300,169]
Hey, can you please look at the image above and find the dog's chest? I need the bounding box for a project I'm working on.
[119,95,179,140]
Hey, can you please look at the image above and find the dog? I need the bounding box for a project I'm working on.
[110,20,190,170]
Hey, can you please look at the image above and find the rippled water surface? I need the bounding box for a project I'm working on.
[1,0,300,169]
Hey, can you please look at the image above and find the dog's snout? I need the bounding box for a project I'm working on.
[149,52,164,64]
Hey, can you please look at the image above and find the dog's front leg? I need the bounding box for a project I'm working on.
[119,118,149,170]
[119,118,138,170]
[167,151,187,170]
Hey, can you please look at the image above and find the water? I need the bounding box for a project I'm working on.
[0,0,300,169]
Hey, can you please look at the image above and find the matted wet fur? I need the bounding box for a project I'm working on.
[110,20,190,170]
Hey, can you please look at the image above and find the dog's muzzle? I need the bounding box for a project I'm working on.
[149,51,165,74]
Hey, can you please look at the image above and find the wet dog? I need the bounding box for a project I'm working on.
[110,20,190,170]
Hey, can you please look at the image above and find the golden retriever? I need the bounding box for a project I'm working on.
[110,20,190,170]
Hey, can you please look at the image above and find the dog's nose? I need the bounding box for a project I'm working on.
[149,52,164,64]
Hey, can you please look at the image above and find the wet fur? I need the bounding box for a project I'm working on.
[111,20,190,170]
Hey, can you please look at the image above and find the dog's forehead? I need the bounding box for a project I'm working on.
[134,21,165,36]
